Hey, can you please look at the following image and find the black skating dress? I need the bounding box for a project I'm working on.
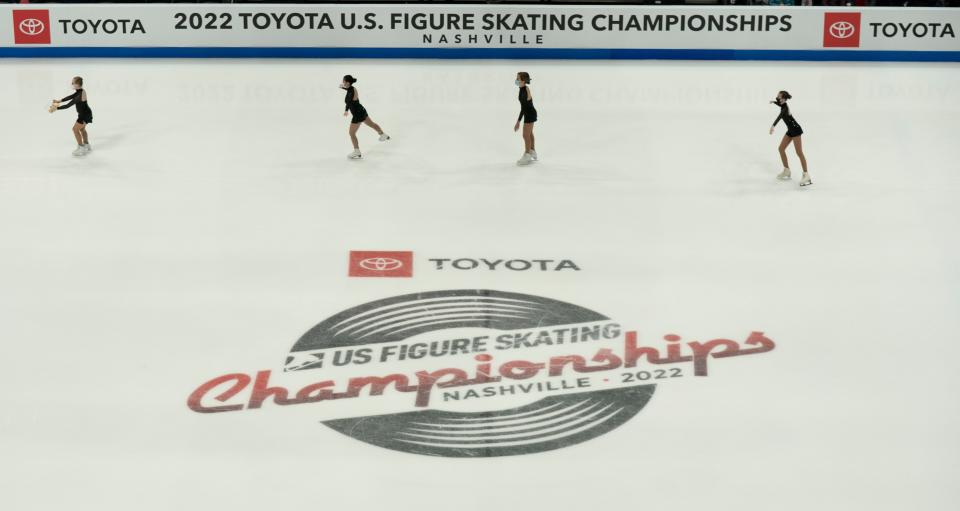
[58,88,93,125]
[772,100,802,138]
[518,85,537,124]
[344,86,368,124]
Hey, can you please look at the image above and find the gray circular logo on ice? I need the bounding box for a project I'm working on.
[285,289,653,458]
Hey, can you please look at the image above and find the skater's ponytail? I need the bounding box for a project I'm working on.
[518,72,531,84]
[779,90,792,100]
[343,75,357,85]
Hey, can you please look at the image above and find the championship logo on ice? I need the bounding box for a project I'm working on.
[188,290,776,457]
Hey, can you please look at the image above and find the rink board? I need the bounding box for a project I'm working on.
[1,4,959,61]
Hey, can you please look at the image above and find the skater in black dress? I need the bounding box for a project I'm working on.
[50,76,93,157]
[341,75,389,159]
[513,72,537,165]
[769,90,811,186]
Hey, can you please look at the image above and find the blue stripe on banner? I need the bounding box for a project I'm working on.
[1,47,959,62]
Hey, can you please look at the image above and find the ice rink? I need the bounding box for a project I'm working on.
[1,59,959,510]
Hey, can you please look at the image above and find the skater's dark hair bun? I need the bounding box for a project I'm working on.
[518,72,531,83]
[343,75,357,84]
[779,90,792,100]
[73,76,83,86]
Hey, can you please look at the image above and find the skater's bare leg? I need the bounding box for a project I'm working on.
[793,135,808,174]
[362,117,383,135]
[349,123,360,150]
[778,134,790,169]
[71,122,83,145]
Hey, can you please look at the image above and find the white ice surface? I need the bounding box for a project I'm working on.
[0,59,958,510]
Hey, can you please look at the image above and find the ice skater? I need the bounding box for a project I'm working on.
[769,90,811,186]
[341,75,389,160]
[514,72,538,166]
[49,76,93,157]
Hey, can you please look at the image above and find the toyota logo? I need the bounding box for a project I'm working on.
[829,21,856,39]
[18,18,45,36]
[359,257,403,271]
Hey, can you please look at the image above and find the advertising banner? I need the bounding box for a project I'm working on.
[1,5,957,61]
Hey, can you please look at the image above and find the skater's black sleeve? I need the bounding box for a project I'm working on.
[772,103,788,127]
[344,87,357,112]
[517,87,530,122]
[57,90,79,110]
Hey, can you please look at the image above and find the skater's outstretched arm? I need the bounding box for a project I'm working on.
[772,101,791,126]
[769,103,784,135]
[771,106,784,127]
[56,90,79,110]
